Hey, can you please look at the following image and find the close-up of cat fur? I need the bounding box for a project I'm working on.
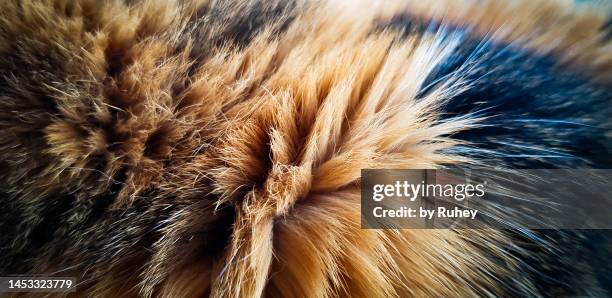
[0,0,611,297]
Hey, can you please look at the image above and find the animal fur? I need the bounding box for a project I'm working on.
[0,0,610,297]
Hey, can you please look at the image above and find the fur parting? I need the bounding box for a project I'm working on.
[0,0,609,297]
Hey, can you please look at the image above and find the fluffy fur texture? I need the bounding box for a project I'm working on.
[0,0,610,297]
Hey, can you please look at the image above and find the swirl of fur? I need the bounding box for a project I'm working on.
[0,0,610,297]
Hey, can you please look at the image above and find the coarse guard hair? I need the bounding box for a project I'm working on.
[0,0,611,297]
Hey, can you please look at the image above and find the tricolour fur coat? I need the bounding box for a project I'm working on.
[0,0,610,297]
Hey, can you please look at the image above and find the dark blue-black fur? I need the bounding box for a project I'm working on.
[426,34,611,169]
[383,14,612,169]
[381,14,612,296]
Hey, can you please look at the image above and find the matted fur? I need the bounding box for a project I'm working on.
[0,0,610,297]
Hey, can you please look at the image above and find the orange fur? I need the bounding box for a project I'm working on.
[0,0,609,297]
